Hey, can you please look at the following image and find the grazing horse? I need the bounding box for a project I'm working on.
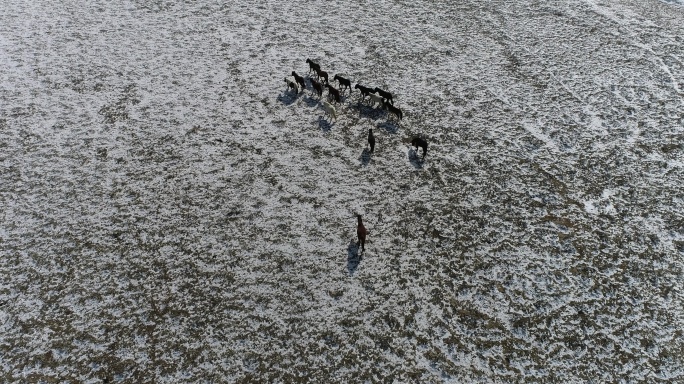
[322,101,337,121]
[355,84,373,100]
[382,100,402,120]
[356,215,367,253]
[314,67,329,84]
[291,71,306,92]
[368,128,375,153]
[306,58,320,74]
[411,137,428,159]
[310,78,323,97]
[284,77,298,93]
[333,75,352,94]
[326,84,341,104]
[374,87,393,104]
[368,93,384,107]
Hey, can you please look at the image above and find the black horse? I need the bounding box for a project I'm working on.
[284,77,298,92]
[291,71,306,91]
[374,87,393,104]
[306,58,320,74]
[310,78,323,97]
[368,128,375,153]
[314,67,329,84]
[355,84,374,100]
[334,74,352,94]
[326,84,341,103]
[383,101,402,120]
[411,137,428,159]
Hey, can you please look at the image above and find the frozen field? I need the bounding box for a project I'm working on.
[1,0,683,382]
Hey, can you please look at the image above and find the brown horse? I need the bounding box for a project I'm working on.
[357,215,367,253]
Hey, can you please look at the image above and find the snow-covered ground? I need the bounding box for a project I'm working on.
[1,0,683,382]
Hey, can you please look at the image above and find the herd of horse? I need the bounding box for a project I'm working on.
[285,59,403,123]
[284,58,431,254]
[284,58,428,159]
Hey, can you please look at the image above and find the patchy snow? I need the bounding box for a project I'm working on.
[1,0,683,382]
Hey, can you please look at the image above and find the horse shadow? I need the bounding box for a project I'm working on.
[302,95,319,107]
[377,121,399,134]
[359,148,372,166]
[408,148,424,169]
[356,102,382,120]
[347,240,363,275]
[277,91,300,106]
[318,116,333,132]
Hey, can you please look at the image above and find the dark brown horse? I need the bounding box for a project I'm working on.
[357,215,367,253]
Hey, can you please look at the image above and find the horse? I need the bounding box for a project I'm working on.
[411,137,428,159]
[306,58,320,74]
[356,215,367,253]
[322,101,337,121]
[284,77,298,93]
[382,100,402,120]
[368,93,384,107]
[368,128,375,153]
[326,84,341,104]
[334,75,352,94]
[355,84,374,100]
[314,67,329,84]
[291,71,306,91]
[309,78,323,97]
[374,87,393,104]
